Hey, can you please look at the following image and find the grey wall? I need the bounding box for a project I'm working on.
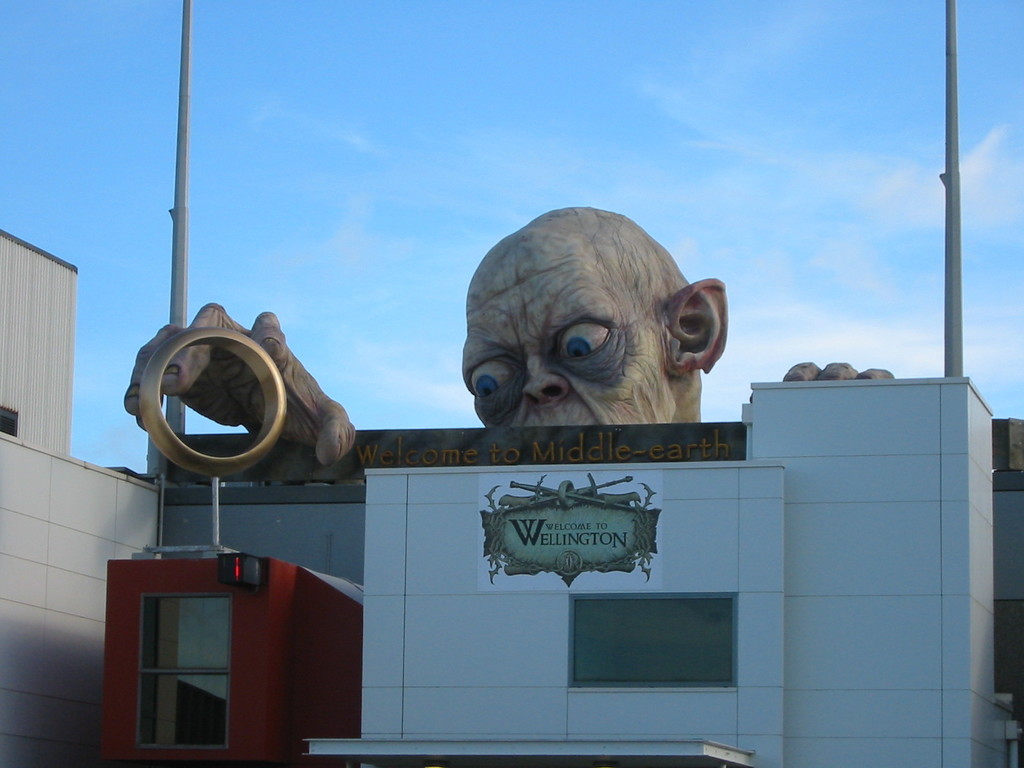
[162,483,366,585]
[994,470,1024,764]
[995,472,1024,600]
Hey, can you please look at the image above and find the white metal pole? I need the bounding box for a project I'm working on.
[211,476,220,548]
[943,0,964,377]
[147,0,192,475]
[168,0,192,431]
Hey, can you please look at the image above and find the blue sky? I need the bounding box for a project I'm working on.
[2,1,1022,471]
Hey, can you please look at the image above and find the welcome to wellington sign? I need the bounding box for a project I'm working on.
[480,473,661,587]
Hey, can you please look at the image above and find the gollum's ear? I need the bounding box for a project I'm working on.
[664,278,728,374]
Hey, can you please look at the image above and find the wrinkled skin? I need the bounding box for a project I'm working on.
[462,208,727,427]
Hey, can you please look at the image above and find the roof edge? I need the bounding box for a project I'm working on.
[0,227,78,273]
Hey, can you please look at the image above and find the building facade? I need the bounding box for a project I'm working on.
[311,378,1012,768]
[2,228,1017,766]
[0,228,77,454]
[0,231,158,767]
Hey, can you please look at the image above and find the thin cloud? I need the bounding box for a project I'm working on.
[962,125,1024,228]
[337,338,477,428]
[861,161,945,230]
[851,127,1024,234]
[251,98,379,154]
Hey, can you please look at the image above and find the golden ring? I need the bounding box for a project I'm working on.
[138,327,287,476]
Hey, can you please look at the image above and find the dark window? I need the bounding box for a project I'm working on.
[139,595,230,746]
[0,407,17,437]
[571,594,735,686]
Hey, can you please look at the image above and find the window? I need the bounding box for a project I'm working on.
[139,595,230,746]
[571,594,734,686]
[0,406,17,437]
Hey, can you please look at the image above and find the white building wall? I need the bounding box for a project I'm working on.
[0,433,157,767]
[748,377,1002,768]
[355,378,1006,768]
[363,462,785,762]
[0,229,77,455]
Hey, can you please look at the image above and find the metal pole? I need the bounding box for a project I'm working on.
[211,477,220,548]
[147,0,192,475]
[942,0,964,377]
[168,0,192,430]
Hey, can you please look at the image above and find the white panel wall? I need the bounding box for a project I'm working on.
[362,461,786,764]
[360,378,1006,768]
[0,230,76,455]
[749,377,1003,768]
[0,434,157,767]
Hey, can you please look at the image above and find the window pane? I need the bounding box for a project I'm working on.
[142,596,229,670]
[139,596,230,747]
[573,596,733,685]
[139,674,228,746]
[0,407,17,437]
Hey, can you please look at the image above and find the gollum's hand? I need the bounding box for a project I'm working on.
[124,303,354,465]
[784,362,894,381]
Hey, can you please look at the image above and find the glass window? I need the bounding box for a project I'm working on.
[0,406,17,437]
[139,596,230,746]
[572,595,734,686]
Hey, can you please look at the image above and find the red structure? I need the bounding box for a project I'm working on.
[102,556,361,766]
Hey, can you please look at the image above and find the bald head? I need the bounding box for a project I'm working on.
[463,207,727,427]
[470,207,689,298]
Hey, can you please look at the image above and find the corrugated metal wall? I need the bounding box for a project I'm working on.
[0,230,77,454]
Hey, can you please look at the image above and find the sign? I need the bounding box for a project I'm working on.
[173,422,745,483]
[480,473,661,587]
[356,423,741,469]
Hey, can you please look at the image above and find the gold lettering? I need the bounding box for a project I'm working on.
[567,432,585,462]
[532,441,556,462]
[441,449,461,465]
[422,448,438,466]
[616,444,631,460]
[649,444,664,460]
[713,428,730,459]
[380,449,395,466]
[405,449,419,465]
[587,431,605,462]
[354,443,378,465]
[669,443,685,460]
[464,448,479,464]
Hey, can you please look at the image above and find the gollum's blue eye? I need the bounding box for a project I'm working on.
[475,374,498,397]
[469,360,514,398]
[559,322,611,359]
[565,336,592,357]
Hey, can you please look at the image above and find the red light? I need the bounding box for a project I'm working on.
[217,552,263,588]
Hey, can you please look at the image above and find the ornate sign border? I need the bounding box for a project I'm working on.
[480,473,661,587]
